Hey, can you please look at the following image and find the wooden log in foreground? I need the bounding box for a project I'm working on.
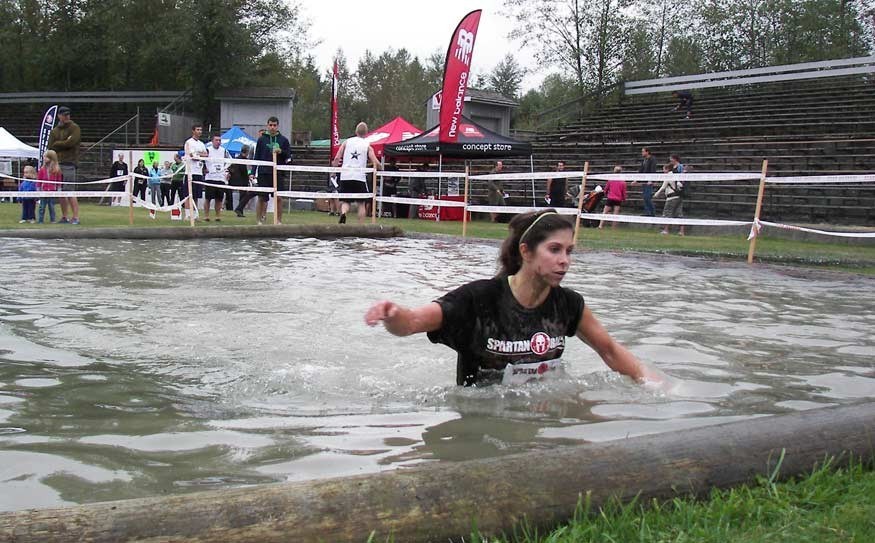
[2,402,873,543]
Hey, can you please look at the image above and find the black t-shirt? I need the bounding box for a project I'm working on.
[427,277,585,386]
[549,178,567,201]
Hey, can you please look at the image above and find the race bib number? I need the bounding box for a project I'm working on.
[502,359,563,385]
[116,170,124,176]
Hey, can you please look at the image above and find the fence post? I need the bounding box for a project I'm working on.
[572,161,590,244]
[746,159,769,264]
[272,153,279,225]
[462,166,470,238]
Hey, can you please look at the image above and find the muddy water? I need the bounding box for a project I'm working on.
[0,237,873,512]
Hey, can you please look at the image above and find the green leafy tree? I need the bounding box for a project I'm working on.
[504,0,633,93]
[487,53,527,99]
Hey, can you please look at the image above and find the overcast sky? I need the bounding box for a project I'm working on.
[302,0,546,92]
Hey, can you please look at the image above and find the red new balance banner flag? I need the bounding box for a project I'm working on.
[38,105,58,161]
[438,9,482,144]
[330,60,340,163]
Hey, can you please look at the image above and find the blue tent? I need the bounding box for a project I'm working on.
[220,126,257,156]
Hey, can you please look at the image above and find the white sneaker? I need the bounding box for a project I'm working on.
[18,219,26,223]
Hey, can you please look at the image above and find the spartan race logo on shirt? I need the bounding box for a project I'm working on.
[485,332,565,356]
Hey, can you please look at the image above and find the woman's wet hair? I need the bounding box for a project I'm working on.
[498,210,573,276]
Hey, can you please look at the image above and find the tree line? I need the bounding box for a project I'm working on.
[1,0,872,138]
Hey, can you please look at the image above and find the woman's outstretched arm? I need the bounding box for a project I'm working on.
[576,306,666,385]
[365,301,443,337]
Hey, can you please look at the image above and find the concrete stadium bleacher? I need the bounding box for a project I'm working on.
[286,75,874,226]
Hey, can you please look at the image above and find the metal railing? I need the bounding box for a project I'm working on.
[625,56,875,95]
[79,112,141,174]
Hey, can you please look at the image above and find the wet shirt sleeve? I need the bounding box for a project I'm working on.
[426,282,477,351]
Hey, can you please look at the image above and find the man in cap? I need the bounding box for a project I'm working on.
[48,106,82,224]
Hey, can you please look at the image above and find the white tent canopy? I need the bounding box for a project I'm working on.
[0,127,39,159]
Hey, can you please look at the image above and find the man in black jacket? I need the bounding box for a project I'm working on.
[235,117,291,224]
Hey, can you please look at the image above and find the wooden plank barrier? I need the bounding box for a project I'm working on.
[1,402,873,542]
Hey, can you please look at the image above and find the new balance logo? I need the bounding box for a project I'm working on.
[454,29,474,65]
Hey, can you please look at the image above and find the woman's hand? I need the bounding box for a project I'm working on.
[365,300,400,326]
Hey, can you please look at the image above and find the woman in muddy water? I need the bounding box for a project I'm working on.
[365,210,668,387]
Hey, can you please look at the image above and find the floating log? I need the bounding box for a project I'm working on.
[1,402,873,543]
[0,224,402,240]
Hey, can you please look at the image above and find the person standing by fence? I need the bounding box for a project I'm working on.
[132,159,148,200]
[599,166,627,229]
[47,106,81,224]
[18,165,37,224]
[184,124,208,220]
[203,133,230,222]
[236,117,291,224]
[545,161,568,207]
[37,151,62,223]
[230,145,253,217]
[653,163,686,236]
[169,153,185,205]
[487,160,506,222]
[148,161,163,208]
[108,154,128,206]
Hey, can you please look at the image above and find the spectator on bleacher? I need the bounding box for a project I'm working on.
[132,159,148,201]
[599,166,627,229]
[48,106,81,224]
[203,133,230,222]
[109,154,128,206]
[545,160,567,207]
[229,144,253,217]
[670,154,685,174]
[160,160,173,206]
[169,153,185,205]
[672,90,693,119]
[184,124,208,220]
[37,152,61,223]
[487,160,506,222]
[148,161,162,208]
[653,163,685,236]
[18,165,37,224]
[636,147,656,216]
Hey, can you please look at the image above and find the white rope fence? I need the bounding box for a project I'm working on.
[4,162,873,254]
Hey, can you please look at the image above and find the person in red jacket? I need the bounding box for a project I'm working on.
[599,166,627,229]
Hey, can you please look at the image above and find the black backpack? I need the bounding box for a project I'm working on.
[672,180,686,198]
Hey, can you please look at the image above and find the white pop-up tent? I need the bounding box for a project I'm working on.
[0,127,39,159]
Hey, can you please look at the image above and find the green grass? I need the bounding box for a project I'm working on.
[472,458,875,543]
[364,458,875,543]
[2,202,874,273]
